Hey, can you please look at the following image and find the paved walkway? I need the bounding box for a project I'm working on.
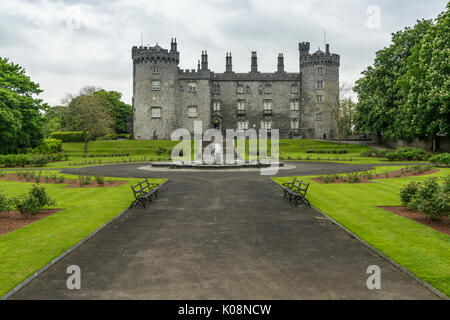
[10,162,439,299]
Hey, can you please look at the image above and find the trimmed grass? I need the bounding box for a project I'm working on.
[0,174,166,297]
[273,166,450,296]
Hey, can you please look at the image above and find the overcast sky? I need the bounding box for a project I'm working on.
[0,0,447,106]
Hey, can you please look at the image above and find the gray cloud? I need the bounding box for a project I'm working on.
[0,0,447,105]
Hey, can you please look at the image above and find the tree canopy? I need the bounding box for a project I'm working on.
[0,58,46,154]
[354,3,449,150]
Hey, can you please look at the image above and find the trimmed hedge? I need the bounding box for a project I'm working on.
[96,133,132,141]
[49,132,85,143]
[37,139,63,154]
[429,153,450,167]
[0,153,66,167]
[386,147,430,161]
[306,150,348,154]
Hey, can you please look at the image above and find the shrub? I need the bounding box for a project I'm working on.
[443,175,450,193]
[0,191,13,212]
[96,133,132,141]
[400,177,449,220]
[13,195,41,216]
[306,150,348,154]
[386,147,430,161]
[360,149,388,157]
[37,139,63,154]
[49,131,85,143]
[95,174,105,186]
[29,185,56,208]
[429,153,450,167]
[79,175,92,186]
[400,181,421,207]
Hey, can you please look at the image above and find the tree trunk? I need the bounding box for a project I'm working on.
[432,136,436,152]
[84,131,88,154]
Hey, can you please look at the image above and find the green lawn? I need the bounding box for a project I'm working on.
[0,174,166,297]
[273,166,450,296]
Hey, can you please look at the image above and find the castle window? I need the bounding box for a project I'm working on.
[188,106,198,118]
[260,121,272,130]
[263,99,272,110]
[237,100,246,110]
[152,80,160,91]
[236,83,244,94]
[258,85,263,95]
[317,67,324,74]
[291,83,299,94]
[188,82,197,93]
[317,95,323,103]
[213,83,220,94]
[290,119,299,129]
[317,81,324,89]
[151,107,161,119]
[290,99,299,111]
[152,66,159,74]
[238,120,249,131]
[264,83,272,94]
[316,113,322,121]
[213,100,221,111]
[245,85,251,94]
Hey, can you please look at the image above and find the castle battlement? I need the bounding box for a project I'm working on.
[132,45,179,64]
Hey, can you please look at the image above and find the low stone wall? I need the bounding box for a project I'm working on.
[385,136,450,152]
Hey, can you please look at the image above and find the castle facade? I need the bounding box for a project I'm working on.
[132,39,340,140]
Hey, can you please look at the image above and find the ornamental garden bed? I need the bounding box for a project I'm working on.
[0,209,64,236]
[0,173,127,188]
[313,166,438,184]
[379,206,450,236]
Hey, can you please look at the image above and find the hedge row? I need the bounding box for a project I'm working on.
[0,153,67,167]
[386,147,431,161]
[305,150,348,154]
[49,132,85,143]
[96,133,132,141]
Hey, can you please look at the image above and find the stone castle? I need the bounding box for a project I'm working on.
[132,39,340,140]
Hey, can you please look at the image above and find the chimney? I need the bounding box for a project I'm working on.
[326,44,330,55]
[170,38,177,52]
[251,51,258,73]
[277,53,284,72]
[201,50,208,70]
[197,59,201,71]
[226,52,233,72]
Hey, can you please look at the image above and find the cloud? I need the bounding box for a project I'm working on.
[0,0,447,105]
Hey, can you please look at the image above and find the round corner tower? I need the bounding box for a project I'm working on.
[132,39,180,140]
[299,42,340,140]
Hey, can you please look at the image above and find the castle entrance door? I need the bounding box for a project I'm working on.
[213,119,221,131]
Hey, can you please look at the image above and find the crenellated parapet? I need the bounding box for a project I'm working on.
[132,45,179,64]
[300,53,340,68]
[179,69,211,80]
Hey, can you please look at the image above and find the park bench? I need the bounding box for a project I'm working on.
[280,178,310,206]
[130,178,161,208]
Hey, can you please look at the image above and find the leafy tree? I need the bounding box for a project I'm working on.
[353,19,433,142]
[43,105,68,137]
[339,98,356,139]
[0,57,46,153]
[397,4,450,151]
[93,90,132,134]
[65,95,113,153]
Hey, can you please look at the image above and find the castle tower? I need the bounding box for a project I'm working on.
[132,39,180,140]
[299,42,340,139]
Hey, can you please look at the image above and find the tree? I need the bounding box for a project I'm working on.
[42,105,68,137]
[65,95,113,153]
[327,82,352,144]
[339,98,357,139]
[93,90,132,134]
[0,57,46,153]
[353,19,433,142]
[397,4,450,151]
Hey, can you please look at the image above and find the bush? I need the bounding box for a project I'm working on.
[37,139,63,154]
[386,147,430,161]
[0,191,13,212]
[400,181,420,207]
[13,195,41,216]
[400,177,450,220]
[96,133,132,141]
[49,131,85,143]
[79,175,92,186]
[429,153,450,167]
[360,149,388,157]
[95,174,105,186]
[306,150,348,154]
[29,184,56,208]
